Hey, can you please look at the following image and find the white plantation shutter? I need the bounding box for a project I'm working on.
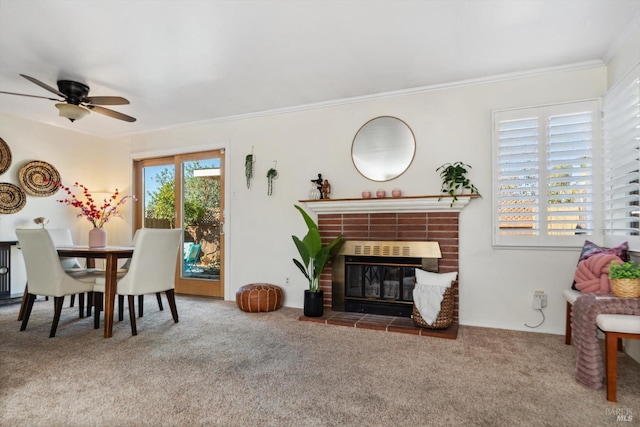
[493,100,599,247]
[603,64,640,245]
[495,117,540,237]
[546,111,594,234]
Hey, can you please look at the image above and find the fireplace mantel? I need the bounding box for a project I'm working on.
[301,195,475,214]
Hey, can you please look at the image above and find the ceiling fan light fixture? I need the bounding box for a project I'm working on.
[55,103,90,122]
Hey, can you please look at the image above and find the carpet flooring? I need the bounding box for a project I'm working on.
[0,295,638,427]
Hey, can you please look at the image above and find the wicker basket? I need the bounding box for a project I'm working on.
[610,278,640,298]
[411,286,454,329]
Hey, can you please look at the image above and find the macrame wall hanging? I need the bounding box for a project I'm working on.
[245,146,255,189]
[267,161,278,196]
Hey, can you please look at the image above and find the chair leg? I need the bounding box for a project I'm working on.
[19,293,36,331]
[138,295,144,317]
[564,301,572,345]
[94,292,103,329]
[166,289,179,323]
[604,331,619,402]
[87,291,94,317]
[70,294,75,308]
[50,296,65,338]
[118,295,124,321]
[128,295,137,336]
[17,284,29,321]
[156,292,164,311]
[78,293,85,318]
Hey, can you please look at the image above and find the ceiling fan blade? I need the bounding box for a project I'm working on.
[0,91,61,101]
[20,74,66,98]
[83,96,130,105]
[87,105,136,122]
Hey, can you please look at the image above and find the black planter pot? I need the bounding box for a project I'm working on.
[304,290,324,317]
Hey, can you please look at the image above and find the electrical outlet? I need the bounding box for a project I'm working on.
[285,277,290,286]
[533,290,547,309]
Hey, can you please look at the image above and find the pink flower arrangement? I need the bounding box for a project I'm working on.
[46,180,136,228]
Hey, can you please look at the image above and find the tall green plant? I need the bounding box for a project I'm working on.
[292,205,344,292]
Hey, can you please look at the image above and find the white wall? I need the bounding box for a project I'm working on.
[123,65,607,335]
[605,8,640,88]
[0,114,133,296]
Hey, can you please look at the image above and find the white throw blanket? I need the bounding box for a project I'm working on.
[413,284,447,325]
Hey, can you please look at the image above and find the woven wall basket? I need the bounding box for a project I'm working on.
[411,286,454,329]
[0,137,11,175]
[18,160,60,197]
[0,182,26,214]
[611,278,640,298]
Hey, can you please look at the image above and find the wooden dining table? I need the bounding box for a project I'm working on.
[56,246,134,338]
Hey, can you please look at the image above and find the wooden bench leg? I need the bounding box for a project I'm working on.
[604,331,619,402]
[564,301,572,345]
[603,330,640,402]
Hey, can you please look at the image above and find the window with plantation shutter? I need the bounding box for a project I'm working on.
[493,100,600,247]
[603,65,640,246]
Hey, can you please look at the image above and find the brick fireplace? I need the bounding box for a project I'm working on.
[303,196,470,326]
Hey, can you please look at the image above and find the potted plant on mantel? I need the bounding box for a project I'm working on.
[436,161,480,207]
[292,204,344,317]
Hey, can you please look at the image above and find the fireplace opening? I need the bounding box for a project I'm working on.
[332,241,441,317]
[344,255,422,317]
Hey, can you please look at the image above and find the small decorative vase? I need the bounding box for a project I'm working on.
[88,227,107,248]
[308,183,320,200]
[304,289,324,317]
[392,188,402,198]
[362,190,371,199]
[376,189,386,198]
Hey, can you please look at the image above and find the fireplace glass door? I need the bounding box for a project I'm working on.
[344,256,421,317]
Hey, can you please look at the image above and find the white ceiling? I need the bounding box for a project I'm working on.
[0,0,638,139]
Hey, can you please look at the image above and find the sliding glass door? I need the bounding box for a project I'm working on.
[134,150,225,297]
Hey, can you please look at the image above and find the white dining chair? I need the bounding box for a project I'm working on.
[94,228,182,335]
[93,230,164,324]
[48,228,101,311]
[18,228,102,321]
[47,228,84,271]
[16,229,98,337]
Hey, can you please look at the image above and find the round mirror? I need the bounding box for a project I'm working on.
[351,116,416,181]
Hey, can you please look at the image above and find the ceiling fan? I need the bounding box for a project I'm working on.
[0,74,136,123]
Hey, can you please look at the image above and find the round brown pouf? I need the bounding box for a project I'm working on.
[236,283,283,313]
